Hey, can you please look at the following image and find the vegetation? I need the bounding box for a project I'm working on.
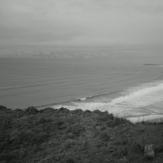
[0,105,163,163]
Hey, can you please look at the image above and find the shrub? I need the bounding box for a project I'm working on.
[25,106,39,114]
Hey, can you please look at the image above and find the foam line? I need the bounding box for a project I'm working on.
[53,81,163,123]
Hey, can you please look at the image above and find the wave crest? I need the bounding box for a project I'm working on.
[53,80,163,123]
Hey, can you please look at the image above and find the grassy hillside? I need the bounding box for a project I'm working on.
[0,105,163,163]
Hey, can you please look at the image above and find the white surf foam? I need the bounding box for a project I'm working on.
[53,80,163,123]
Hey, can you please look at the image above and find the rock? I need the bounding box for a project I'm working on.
[144,144,155,159]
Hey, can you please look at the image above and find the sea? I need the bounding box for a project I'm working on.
[0,46,163,122]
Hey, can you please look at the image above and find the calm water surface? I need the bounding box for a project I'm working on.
[0,47,163,122]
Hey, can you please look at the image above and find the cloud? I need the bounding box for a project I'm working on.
[0,0,163,46]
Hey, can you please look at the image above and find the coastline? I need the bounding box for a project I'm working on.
[48,80,163,123]
[3,80,163,123]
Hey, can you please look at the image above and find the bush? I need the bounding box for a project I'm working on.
[25,106,39,114]
[0,105,162,163]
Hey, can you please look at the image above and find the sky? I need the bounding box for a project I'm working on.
[0,0,163,47]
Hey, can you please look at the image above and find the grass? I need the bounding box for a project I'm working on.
[0,105,163,163]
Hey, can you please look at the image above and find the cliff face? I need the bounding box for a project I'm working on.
[0,106,163,163]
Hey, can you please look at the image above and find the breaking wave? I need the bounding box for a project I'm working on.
[53,80,163,123]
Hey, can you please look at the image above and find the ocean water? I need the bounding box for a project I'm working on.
[0,46,163,122]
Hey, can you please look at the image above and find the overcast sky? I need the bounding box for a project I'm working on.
[0,0,163,46]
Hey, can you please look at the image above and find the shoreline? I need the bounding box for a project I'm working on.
[4,80,163,123]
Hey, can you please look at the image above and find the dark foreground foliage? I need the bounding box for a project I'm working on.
[0,105,163,163]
